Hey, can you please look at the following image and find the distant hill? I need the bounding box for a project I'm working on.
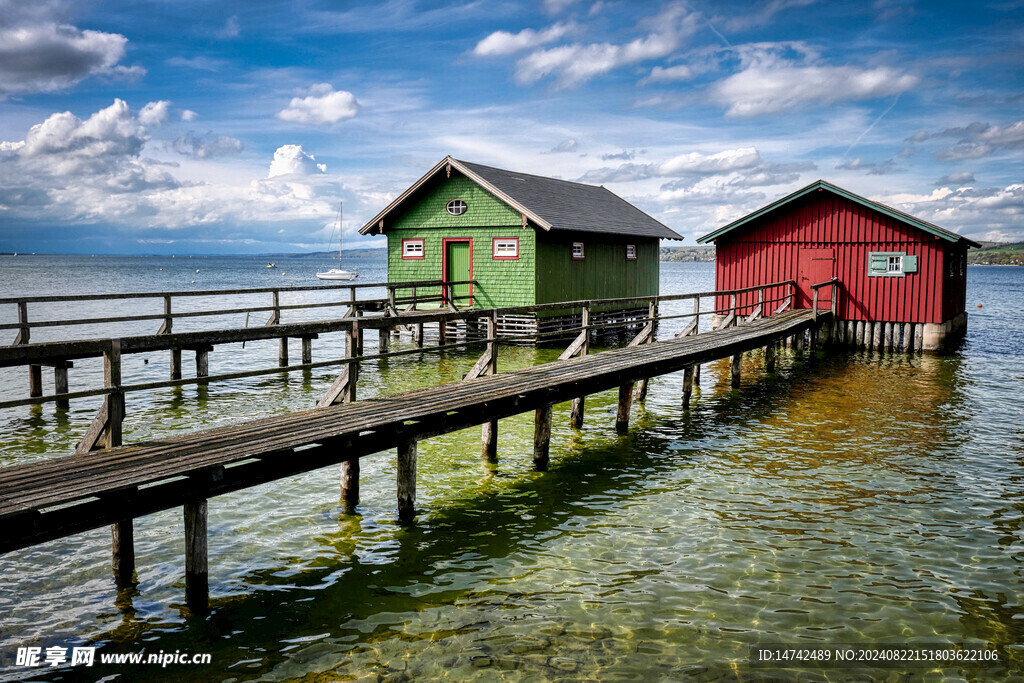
[968,242,1024,265]
[263,249,387,261]
[660,245,715,262]
[660,242,1022,266]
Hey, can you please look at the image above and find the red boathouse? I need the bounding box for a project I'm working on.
[697,180,980,352]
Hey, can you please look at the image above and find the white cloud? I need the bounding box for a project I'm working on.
[708,43,918,117]
[879,183,1024,239]
[551,138,577,153]
[275,83,360,126]
[218,15,240,39]
[641,64,694,85]
[473,23,572,57]
[138,100,171,127]
[936,171,975,186]
[907,121,1024,161]
[543,0,578,13]
[0,101,360,242]
[267,144,326,177]
[660,147,761,175]
[719,0,820,32]
[513,4,698,88]
[171,131,243,159]
[181,109,199,122]
[0,3,139,96]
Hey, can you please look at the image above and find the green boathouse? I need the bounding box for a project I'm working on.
[359,156,681,337]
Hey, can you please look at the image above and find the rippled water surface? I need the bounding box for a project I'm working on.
[0,255,1022,681]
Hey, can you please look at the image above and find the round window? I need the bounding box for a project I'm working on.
[446,199,467,216]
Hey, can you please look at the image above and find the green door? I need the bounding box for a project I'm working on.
[445,240,471,306]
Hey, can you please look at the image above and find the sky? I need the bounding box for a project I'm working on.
[0,0,1021,254]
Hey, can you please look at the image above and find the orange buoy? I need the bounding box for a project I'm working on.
[977,303,983,308]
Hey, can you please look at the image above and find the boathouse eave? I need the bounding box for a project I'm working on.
[695,179,982,248]
[358,156,552,236]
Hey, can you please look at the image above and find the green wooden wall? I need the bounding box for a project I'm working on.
[535,232,660,306]
[386,173,535,308]
[383,171,661,311]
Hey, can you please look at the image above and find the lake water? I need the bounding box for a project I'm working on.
[0,255,1022,681]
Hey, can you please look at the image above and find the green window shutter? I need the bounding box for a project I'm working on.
[868,253,888,275]
[903,254,918,273]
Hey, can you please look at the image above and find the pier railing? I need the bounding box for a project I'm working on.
[0,278,476,346]
[0,281,800,418]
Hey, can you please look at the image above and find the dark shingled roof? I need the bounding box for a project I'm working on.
[456,159,682,239]
[359,156,682,240]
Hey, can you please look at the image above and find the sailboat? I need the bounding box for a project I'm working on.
[316,201,358,281]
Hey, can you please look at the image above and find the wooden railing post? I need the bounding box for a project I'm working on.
[812,286,819,320]
[570,306,590,429]
[692,296,701,386]
[159,295,173,334]
[346,323,359,403]
[14,301,29,345]
[635,299,657,401]
[102,339,133,587]
[160,294,182,380]
[482,312,499,464]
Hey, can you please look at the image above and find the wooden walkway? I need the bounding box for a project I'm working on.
[1,275,841,612]
[1,308,822,545]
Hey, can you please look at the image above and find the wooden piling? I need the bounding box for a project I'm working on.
[279,338,288,367]
[534,404,552,470]
[378,328,389,355]
[301,337,313,365]
[397,440,417,523]
[872,322,882,352]
[903,322,913,353]
[414,323,424,347]
[54,362,70,409]
[196,347,209,384]
[883,322,893,352]
[482,421,498,464]
[170,348,182,380]
[914,323,924,353]
[615,383,633,434]
[731,352,742,387]
[29,365,42,398]
[765,342,776,372]
[111,520,135,587]
[339,457,359,514]
[682,365,694,408]
[183,499,208,613]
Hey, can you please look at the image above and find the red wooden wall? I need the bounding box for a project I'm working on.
[712,192,960,324]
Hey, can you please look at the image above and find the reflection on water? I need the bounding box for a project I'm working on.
[0,258,1022,681]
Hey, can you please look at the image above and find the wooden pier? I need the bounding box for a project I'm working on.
[0,278,839,613]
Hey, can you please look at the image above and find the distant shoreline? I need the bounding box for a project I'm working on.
[2,241,1021,265]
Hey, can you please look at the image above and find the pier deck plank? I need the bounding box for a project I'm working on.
[0,309,823,553]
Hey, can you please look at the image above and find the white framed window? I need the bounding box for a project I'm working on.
[446,199,467,216]
[571,242,584,260]
[402,238,424,259]
[868,251,917,276]
[492,238,519,259]
[626,244,637,260]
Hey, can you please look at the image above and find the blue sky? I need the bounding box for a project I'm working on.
[0,0,1021,254]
